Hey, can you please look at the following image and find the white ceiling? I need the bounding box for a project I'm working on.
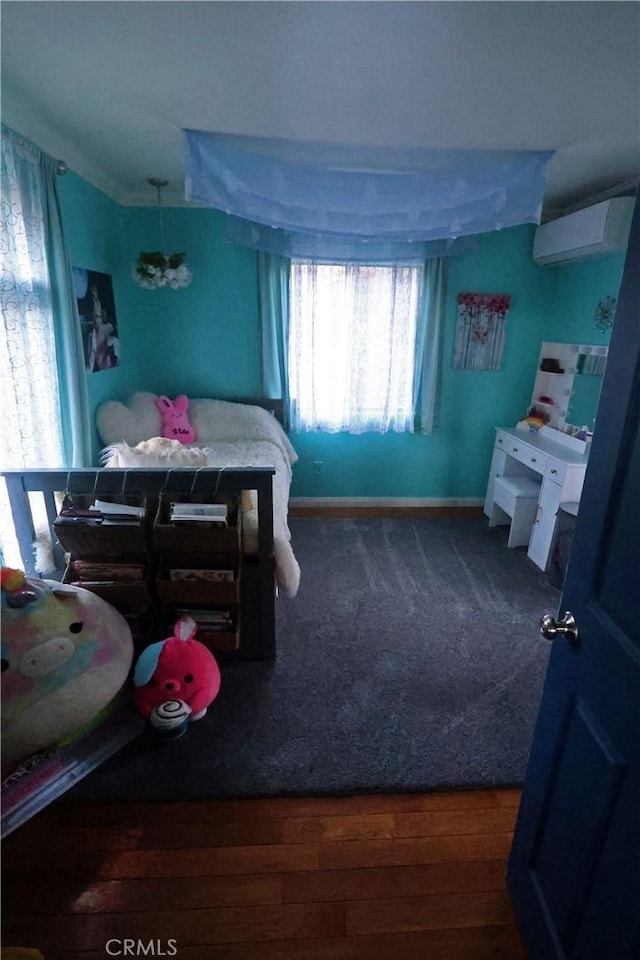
[2,1,639,218]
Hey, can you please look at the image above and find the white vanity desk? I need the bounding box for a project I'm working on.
[484,426,590,571]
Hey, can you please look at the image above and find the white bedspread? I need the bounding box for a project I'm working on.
[97,394,300,597]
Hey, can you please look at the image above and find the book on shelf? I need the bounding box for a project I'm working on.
[92,499,145,518]
[169,516,228,525]
[57,499,144,525]
[169,502,228,525]
[169,568,234,582]
[69,580,138,589]
[56,513,139,526]
[99,517,143,525]
[178,607,233,619]
[177,608,234,631]
[70,561,145,583]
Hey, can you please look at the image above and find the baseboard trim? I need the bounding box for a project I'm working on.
[289,497,484,518]
[291,497,483,507]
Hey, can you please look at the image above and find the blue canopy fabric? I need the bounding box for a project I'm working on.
[184,129,553,260]
[223,214,476,263]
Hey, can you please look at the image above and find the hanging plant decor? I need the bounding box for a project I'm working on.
[453,292,512,370]
[133,250,192,290]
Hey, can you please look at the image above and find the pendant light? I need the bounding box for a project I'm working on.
[132,178,192,289]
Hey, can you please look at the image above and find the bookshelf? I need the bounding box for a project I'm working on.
[153,493,242,653]
[54,493,154,653]
[3,466,277,661]
[53,490,243,654]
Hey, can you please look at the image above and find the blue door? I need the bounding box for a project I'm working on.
[507,191,640,959]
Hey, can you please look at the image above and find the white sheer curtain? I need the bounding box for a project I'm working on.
[1,133,65,470]
[288,262,424,433]
[0,126,80,568]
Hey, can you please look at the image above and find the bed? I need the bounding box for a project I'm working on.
[2,395,298,663]
[96,393,300,599]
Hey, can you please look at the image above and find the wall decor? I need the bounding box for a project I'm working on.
[73,267,120,373]
[453,292,512,370]
[593,295,616,333]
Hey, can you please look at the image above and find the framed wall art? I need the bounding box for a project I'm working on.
[453,292,512,371]
[73,267,120,373]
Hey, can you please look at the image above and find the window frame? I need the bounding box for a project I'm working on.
[287,259,425,434]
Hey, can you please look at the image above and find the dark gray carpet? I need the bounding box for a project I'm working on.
[69,516,558,801]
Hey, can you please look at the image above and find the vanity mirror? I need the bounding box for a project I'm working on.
[529,341,608,435]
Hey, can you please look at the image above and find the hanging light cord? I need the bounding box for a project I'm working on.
[148,177,169,251]
[156,182,165,250]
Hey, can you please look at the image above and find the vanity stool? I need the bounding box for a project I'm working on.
[489,475,542,548]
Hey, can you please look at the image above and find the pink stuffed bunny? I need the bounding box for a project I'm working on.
[155,395,196,444]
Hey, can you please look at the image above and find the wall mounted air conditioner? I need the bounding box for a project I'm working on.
[533,196,635,266]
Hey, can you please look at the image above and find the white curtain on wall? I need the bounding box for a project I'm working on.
[0,125,90,568]
[1,131,64,566]
[1,133,66,470]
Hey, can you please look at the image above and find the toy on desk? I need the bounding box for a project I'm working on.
[133,615,221,738]
[516,407,550,433]
[516,416,546,432]
[1,568,134,766]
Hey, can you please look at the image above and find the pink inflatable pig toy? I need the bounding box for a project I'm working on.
[1,568,133,765]
[155,394,196,445]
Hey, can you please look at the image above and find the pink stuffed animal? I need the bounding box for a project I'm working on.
[132,616,221,736]
[155,395,196,445]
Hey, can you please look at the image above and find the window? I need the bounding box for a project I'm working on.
[288,261,424,433]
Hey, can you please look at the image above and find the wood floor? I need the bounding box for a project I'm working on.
[1,787,526,959]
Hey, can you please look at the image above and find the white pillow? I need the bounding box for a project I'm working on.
[96,392,161,445]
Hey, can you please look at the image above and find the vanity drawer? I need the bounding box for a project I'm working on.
[546,459,567,484]
[545,460,586,503]
[506,439,547,475]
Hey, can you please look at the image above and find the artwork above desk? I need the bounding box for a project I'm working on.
[484,426,590,572]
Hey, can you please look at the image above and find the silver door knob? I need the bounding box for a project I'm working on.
[540,611,578,643]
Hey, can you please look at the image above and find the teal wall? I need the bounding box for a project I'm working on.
[120,207,260,399]
[58,173,134,461]
[292,227,553,498]
[59,174,261,461]
[545,254,624,347]
[57,171,626,496]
